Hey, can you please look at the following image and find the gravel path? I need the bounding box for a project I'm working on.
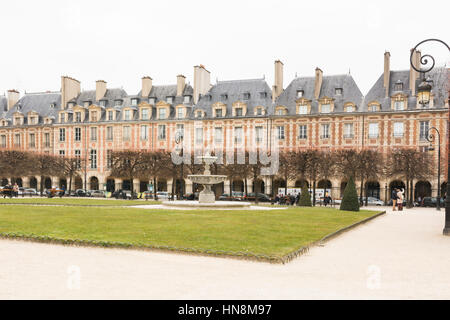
[0,207,448,299]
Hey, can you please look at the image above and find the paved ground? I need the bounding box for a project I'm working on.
[0,206,448,299]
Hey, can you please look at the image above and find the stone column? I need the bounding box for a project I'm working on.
[133,179,140,193]
[167,179,173,195]
[185,180,193,194]
[224,180,231,194]
[22,177,30,188]
[115,178,123,190]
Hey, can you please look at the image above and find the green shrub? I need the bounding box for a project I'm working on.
[298,182,312,207]
[340,176,360,211]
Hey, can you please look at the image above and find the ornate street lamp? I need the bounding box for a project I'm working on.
[409,38,449,235]
[426,127,441,211]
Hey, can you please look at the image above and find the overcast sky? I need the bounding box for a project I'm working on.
[0,0,448,97]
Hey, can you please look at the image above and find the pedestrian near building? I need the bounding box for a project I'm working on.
[392,188,398,211]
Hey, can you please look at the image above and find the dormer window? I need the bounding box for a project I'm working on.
[107,110,114,121]
[215,109,223,117]
[321,104,331,113]
[298,105,308,114]
[335,88,343,95]
[14,117,21,125]
[297,90,304,98]
[84,101,91,108]
[220,94,228,101]
[256,107,263,116]
[115,100,122,106]
[67,102,75,108]
[166,96,173,104]
[149,97,156,105]
[59,114,65,123]
[369,104,379,112]
[124,109,131,120]
[159,108,167,120]
[345,105,354,112]
[235,108,243,116]
[394,100,405,111]
[100,100,107,107]
[91,111,98,122]
[395,81,403,91]
[183,95,191,103]
[131,98,139,106]
[176,108,184,119]
[75,112,82,122]
[50,103,56,109]
[243,92,250,100]
[260,92,267,99]
[196,110,203,118]
[142,108,149,120]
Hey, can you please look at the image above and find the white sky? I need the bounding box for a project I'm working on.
[0,0,449,96]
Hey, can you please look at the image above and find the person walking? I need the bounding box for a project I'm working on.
[397,188,404,211]
[13,183,19,198]
[392,188,398,211]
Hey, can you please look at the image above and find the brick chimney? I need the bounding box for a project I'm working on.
[193,65,210,104]
[383,51,391,97]
[410,49,422,96]
[7,89,20,111]
[61,76,81,110]
[96,80,107,101]
[141,76,152,97]
[314,67,323,100]
[272,60,284,102]
[177,75,186,96]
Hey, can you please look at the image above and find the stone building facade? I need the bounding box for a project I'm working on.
[0,50,448,202]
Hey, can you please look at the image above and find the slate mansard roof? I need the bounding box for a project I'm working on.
[193,78,272,118]
[4,92,61,124]
[274,74,364,114]
[364,67,449,111]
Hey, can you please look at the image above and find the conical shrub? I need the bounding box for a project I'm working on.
[340,176,360,211]
[299,182,312,207]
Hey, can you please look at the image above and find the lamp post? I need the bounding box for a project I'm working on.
[426,127,441,211]
[409,39,449,235]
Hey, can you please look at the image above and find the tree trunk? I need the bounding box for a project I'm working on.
[68,174,73,194]
[365,181,369,206]
[254,178,259,204]
[171,177,175,200]
[408,179,414,208]
[359,177,364,204]
[130,175,134,199]
[40,175,44,196]
[244,178,248,197]
[313,180,316,206]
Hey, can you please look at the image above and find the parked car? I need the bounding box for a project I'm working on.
[19,188,38,196]
[366,197,384,206]
[218,191,245,201]
[45,187,65,198]
[90,190,106,198]
[243,192,271,202]
[74,189,91,197]
[155,191,177,200]
[183,193,199,200]
[422,197,444,207]
[111,189,139,199]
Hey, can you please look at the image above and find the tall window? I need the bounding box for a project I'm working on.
[195,127,203,144]
[123,126,131,141]
[131,98,138,106]
[14,134,20,147]
[277,126,285,140]
[108,110,114,121]
[0,135,6,148]
[184,96,190,103]
[91,111,98,122]
[419,121,429,140]
[59,114,65,123]
[106,150,112,168]
[90,127,97,141]
[75,150,81,169]
[215,109,223,118]
[321,124,330,139]
[234,127,243,144]
[235,108,243,116]
[344,123,354,138]
[393,122,404,137]
[44,132,50,147]
[106,126,113,140]
[255,126,263,143]
[256,107,263,116]
[176,124,184,139]
[59,128,65,142]
[321,104,331,113]
[59,150,65,157]
[29,133,36,148]
[140,125,148,140]
[215,127,223,143]
[298,125,307,139]
[75,127,81,141]
[90,149,97,169]
[158,125,166,140]
[369,123,379,138]
[75,112,81,122]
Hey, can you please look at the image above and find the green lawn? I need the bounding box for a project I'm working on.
[0,205,382,258]
[0,198,161,206]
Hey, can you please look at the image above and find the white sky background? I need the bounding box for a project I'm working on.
[0,0,449,96]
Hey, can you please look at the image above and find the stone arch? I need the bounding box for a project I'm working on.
[273,178,286,195]
[252,179,265,194]
[89,176,99,190]
[366,181,381,199]
[232,179,244,192]
[295,179,309,188]
[389,180,405,199]
[44,177,52,189]
[106,178,115,192]
[415,181,432,199]
[1,178,8,186]
[29,177,37,189]
[74,176,83,190]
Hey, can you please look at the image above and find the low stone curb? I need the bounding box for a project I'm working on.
[0,210,386,264]
[0,203,157,207]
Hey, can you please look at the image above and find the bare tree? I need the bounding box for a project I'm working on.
[30,153,60,195]
[110,150,148,199]
[356,149,385,206]
[304,149,321,206]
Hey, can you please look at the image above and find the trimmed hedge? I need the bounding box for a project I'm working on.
[340,176,360,211]
[298,182,312,207]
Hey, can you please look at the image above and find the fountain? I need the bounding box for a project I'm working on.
[161,153,251,209]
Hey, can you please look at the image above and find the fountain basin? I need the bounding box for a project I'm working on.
[162,200,251,209]
[187,175,227,185]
